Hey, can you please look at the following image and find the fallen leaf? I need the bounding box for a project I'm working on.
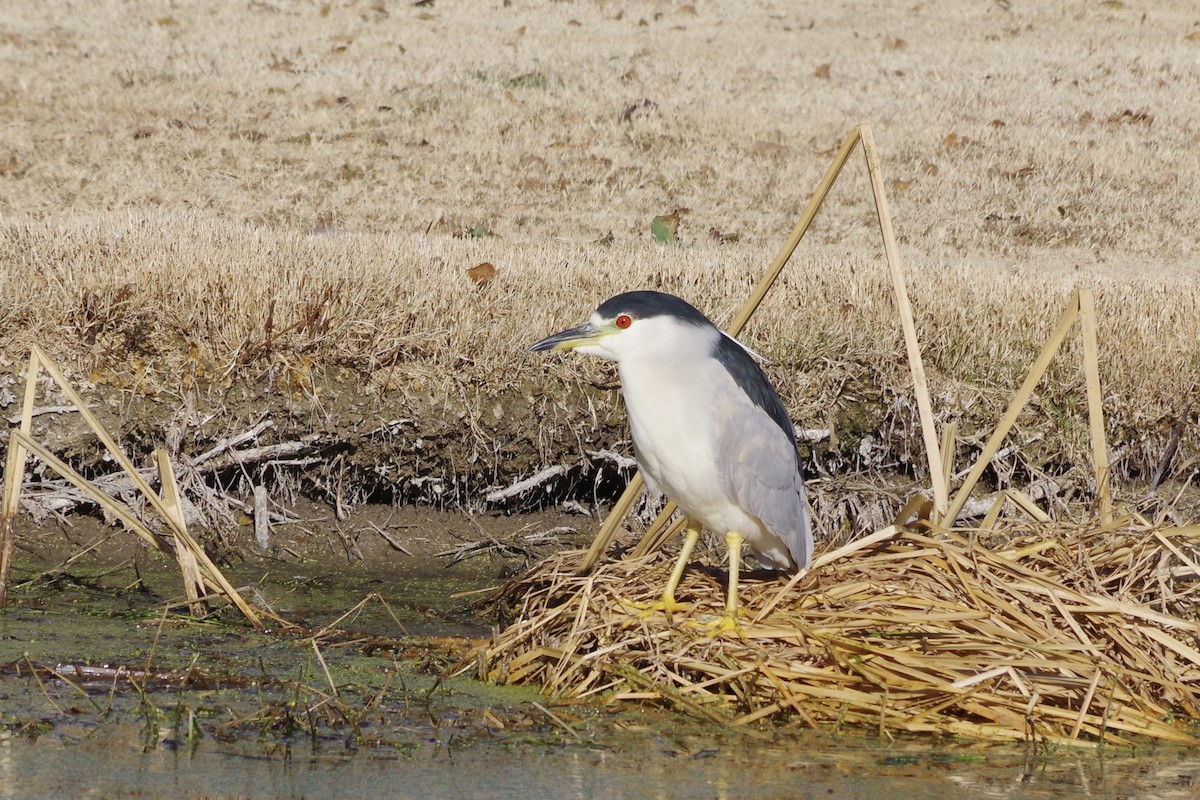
[467,262,497,287]
[315,95,352,108]
[651,213,679,244]
[1000,164,1036,180]
[708,227,739,244]
[0,154,27,177]
[942,132,972,149]
[751,140,789,157]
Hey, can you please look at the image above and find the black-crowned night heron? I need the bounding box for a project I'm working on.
[530,290,812,630]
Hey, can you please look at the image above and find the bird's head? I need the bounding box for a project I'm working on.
[529,290,716,363]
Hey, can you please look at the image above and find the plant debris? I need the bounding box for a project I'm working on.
[482,516,1200,746]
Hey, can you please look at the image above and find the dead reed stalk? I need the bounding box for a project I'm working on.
[0,345,262,626]
[484,518,1200,745]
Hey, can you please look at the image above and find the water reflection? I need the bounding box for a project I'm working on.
[3,723,1200,799]
[0,732,13,800]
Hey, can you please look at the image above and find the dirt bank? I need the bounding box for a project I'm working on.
[1,354,950,559]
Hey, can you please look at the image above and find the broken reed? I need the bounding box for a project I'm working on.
[0,345,264,626]
[482,517,1200,746]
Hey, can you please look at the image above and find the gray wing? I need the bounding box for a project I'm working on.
[716,391,813,570]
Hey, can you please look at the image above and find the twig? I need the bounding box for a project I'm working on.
[4,404,89,424]
[310,638,340,700]
[253,485,270,552]
[795,428,831,443]
[369,522,413,556]
[23,654,64,714]
[524,526,577,544]
[187,420,274,467]
[485,465,568,503]
[586,449,637,470]
[532,700,585,741]
[1149,400,1192,494]
[199,441,316,470]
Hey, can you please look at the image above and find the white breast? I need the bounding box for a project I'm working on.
[618,354,784,560]
[620,357,723,506]
[619,357,748,525]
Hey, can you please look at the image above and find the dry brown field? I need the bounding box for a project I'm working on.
[2,0,1199,532]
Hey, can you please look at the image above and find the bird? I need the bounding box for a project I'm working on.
[529,290,812,630]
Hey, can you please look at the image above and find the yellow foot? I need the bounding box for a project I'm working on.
[683,611,746,638]
[616,595,690,623]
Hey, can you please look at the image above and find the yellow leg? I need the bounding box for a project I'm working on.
[660,520,701,612]
[619,519,700,619]
[722,530,743,627]
[683,529,744,636]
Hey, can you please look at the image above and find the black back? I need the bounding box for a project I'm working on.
[712,333,798,449]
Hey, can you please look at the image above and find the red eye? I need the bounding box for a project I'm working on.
[615,314,633,329]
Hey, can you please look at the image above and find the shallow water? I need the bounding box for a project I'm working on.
[6,611,1200,800]
[3,529,1200,800]
[5,723,1200,800]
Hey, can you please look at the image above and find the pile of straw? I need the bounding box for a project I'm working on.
[483,518,1200,746]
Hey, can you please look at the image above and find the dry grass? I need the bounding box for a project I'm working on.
[0,213,1196,492]
[483,516,1200,745]
[1,2,1199,496]
[2,1,1198,257]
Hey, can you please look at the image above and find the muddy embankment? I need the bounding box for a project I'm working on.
[1,350,1182,566]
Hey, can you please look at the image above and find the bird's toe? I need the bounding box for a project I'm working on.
[682,610,746,639]
[616,594,691,624]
